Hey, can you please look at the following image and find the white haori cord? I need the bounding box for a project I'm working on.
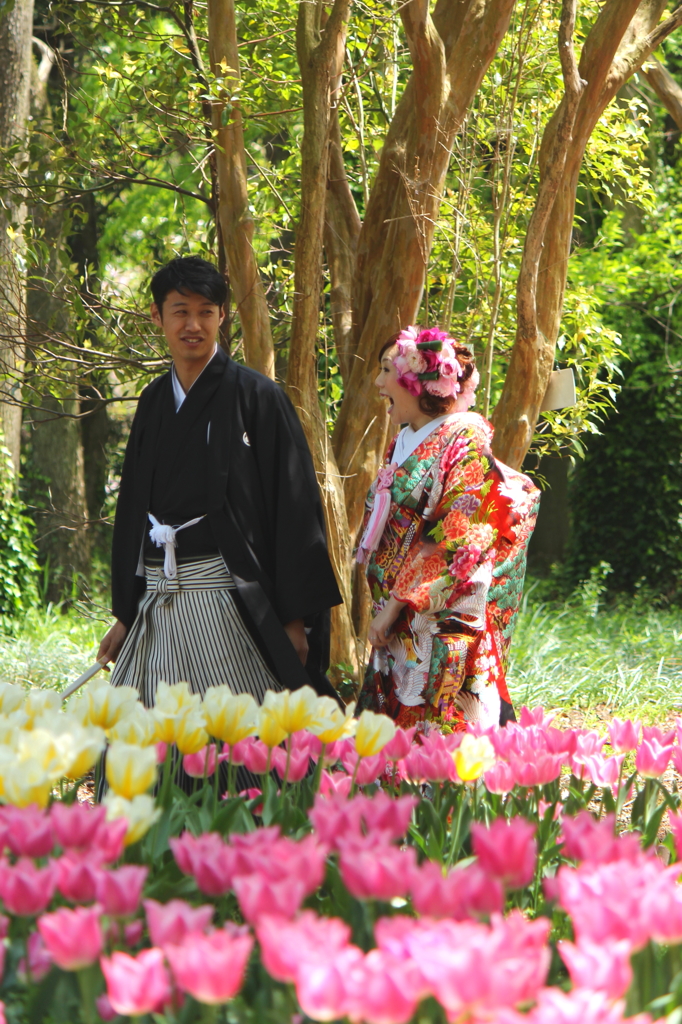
[148,513,206,579]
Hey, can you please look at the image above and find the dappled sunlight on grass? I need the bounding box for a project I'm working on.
[0,607,102,691]
[509,588,682,718]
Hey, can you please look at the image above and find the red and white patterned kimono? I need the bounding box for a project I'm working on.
[357,413,539,730]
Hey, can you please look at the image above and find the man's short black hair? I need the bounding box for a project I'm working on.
[150,256,227,310]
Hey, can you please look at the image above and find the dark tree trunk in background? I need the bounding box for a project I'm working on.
[0,0,35,480]
[527,456,571,576]
[25,41,91,601]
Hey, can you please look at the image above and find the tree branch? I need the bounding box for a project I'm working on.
[643,57,682,131]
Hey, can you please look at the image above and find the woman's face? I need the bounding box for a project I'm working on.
[375,345,425,428]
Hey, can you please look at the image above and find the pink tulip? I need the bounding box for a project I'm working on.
[558,938,633,999]
[339,839,416,901]
[341,748,387,786]
[0,858,56,915]
[345,948,425,1024]
[560,811,642,865]
[101,948,172,1017]
[238,788,263,812]
[319,770,353,797]
[0,806,54,858]
[581,753,624,789]
[228,832,326,893]
[608,717,641,753]
[484,760,515,794]
[519,706,553,728]
[309,793,363,848]
[183,744,217,778]
[509,752,563,787]
[91,818,127,864]
[233,873,307,923]
[271,745,310,783]
[124,920,143,947]
[543,726,579,757]
[471,818,537,889]
[165,925,253,1004]
[144,898,214,947]
[636,737,673,778]
[527,987,651,1024]
[50,802,106,850]
[409,860,503,920]
[18,931,52,983]
[643,724,675,746]
[256,911,351,983]
[358,792,418,842]
[96,865,147,916]
[170,832,234,895]
[38,905,103,970]
[155,741,168,763]
[240,737,272,775]
[403,735,457,783]
[383,727,417,762]
[295,944,363,1022]
[324,737,356,764]
[94,994,117,1022]
[55,853,104,904]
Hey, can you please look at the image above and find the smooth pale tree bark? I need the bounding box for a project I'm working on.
[493,0,682,468]
[0,0,35,480]
[207,0,275,378]
[25,38,91,599]
[332,0,517,541]
[644,57,682,129]
[287,0,361,676]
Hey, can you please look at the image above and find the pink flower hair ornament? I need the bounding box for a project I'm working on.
[392,327,465,399]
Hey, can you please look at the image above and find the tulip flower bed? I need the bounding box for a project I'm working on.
[1,679,682,1023]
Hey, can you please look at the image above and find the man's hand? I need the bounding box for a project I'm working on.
[284,619,308,666]
[97,620,128,666]
[368,596,406,648]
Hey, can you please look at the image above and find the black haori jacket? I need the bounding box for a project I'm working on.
[111,347,342,700]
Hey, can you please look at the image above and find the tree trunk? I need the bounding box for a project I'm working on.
[287,0,361,679]
[207,0,275,378]
[25,39,91,600]
[0,0,35,479]
[332,0,517,541]
[644,57,682,130]
[492,0,682,468]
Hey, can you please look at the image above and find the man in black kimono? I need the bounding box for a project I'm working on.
[97,256,342,706]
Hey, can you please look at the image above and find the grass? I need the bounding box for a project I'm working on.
[1,580,682,721]
[0,606,104,692]
[508,579,682,722]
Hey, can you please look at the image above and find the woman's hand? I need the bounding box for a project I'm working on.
[368,597,406,648]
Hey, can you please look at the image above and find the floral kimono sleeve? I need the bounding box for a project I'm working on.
[392,420,496,615]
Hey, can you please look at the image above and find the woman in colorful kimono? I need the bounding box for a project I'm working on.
[356,327,539,730]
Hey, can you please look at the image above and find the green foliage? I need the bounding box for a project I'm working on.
[0,446,39,628]
[509,575,682,717]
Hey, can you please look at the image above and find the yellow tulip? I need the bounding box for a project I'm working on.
[103,792,161,846]
[2,755,53,807]
[174,710,209,755]
[106,742,157,799]
[17,728,71,779]
[354,710,396,757]
[155,681,201,716]
[202,686,258,745]
[257,706,287,749]
[63,725,106,780]
[310,701,357,745]
[453,734,496,782]
[0,682,25,715]
[23,688,61,725]
[0,710,28,744]
[109,704,158,747]
[86,678,139,730]
[261,686,325,736]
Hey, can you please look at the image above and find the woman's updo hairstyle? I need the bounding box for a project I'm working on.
[378,330,476,416]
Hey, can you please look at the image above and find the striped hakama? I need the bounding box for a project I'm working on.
[108,555,281,795]
[110,556,281,706]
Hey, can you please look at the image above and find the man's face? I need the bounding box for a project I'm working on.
[151,289,224,370]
